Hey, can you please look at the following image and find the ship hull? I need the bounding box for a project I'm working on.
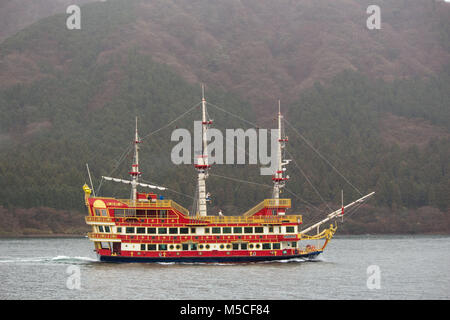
[98,251,322,263]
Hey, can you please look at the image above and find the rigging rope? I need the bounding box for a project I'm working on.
[284,118,363,196]
[140,178,195,200]
[207,99,362,217]
[96,101,200,195]
[206,101,261,129]
[209,173,272,189]
[285,149,333,213]
[140,101,201,141]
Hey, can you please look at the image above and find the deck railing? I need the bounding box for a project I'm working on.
[114,199,190,216]
[85,216,115,223]
[86,198,297,225]
[190,214,301,225]
[87,232,119,240]
[243,199,291,216]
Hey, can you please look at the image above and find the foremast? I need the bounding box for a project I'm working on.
[272,101,289,214]
[194,85,212,216]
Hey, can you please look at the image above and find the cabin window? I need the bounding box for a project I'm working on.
[190,243,197,250]
[199,244,204,249]
[99,242,109,249]
[255,244,261,249]
[114,209,124,217]
[205,228,210,234]
[101,209,108,216]
[286,226,295,233]
[136,210,146,217]
[104,226,110,233]
[190,228,196,234]
[233,227,242,234]
[176,244,181,250]
[140,244,146,251]
[249,243,254,249]
[205,244,210,249]
[159,210,167,219]
[169,228,178,234]
[137,227,145,234]
[241,243,248,250]
[125,227,134,234]
[269,226,274,233]
[117,227,122,233]
[273,243,280,250]
[291,242,297,248]
[179,228,189,234]
[147,227,156,234]
[147,210,158,218]
[244,227,253,234]
[158,228,167,234]
[220,244,224,249]
[169,245,174,250]
[262,243,271,250]
[158,244,167,251]
[254,227,263,233]
[222,227,232,234]
[226,244,231,249]
[272,209,277,215]
[212,227,221,234]
[147,244,157,251]
[95,209,101,216]
[232,243,239,250]
[98,226,104,233]
[182,244,189,251]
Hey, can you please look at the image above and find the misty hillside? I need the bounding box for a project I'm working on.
[0,0,95,43]
[0,0,449,235]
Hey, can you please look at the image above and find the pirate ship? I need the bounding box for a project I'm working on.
[83,88,374,262]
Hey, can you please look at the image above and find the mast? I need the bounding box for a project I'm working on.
[194,85,212,216]
[272,100,289,213]
[300,192,375,234]
[129,117,142,201]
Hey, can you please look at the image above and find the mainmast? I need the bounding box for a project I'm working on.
[194,85,212,216]
[130,117,142,201]
[272,101,289,213]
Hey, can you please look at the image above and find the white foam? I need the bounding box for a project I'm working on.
[0,255,98,264]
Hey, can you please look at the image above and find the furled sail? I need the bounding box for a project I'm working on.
[102,176,166,190]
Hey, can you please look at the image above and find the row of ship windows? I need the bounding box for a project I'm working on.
[94,209,171,218]
[137,242,296,251]
[96,226,297,234]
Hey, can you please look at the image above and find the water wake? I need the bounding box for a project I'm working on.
[0,255,98,264]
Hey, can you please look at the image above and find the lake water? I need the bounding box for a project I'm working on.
[0,235,449,300]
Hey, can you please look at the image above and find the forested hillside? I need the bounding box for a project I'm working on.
[0,0,449,235]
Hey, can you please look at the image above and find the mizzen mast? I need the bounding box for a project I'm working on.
[194,85,212,216]
[272,101,290,213]
[129,117,142,201]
